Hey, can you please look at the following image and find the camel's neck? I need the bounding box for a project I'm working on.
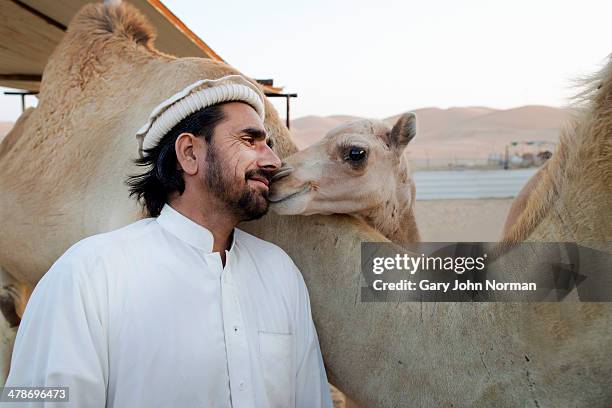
[506,68,612,245]
[541,111,612,243]
[359,191,419,244]
[358,161,420,243]
[386,201,421,244]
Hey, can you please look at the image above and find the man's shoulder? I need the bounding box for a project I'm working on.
[234,228,293,264]
[234,229,309,303]
[234,229,302,284]
[56,218,156,272]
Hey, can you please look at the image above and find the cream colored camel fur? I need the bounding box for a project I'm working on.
[0,4,374,403]
[270,113,420,243]
[0,3,298,288]
[0,3,611,406]
[501,164,545,240]
[501,72,612,245]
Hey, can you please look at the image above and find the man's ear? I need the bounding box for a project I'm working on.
[389,112,417,151]
[174,133,200,175]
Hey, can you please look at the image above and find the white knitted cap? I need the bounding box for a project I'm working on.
[136,74,265,156]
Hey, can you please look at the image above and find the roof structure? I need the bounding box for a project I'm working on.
[0,0,281,93]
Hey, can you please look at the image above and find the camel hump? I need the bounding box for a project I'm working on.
[0,107,35,160]
[69,1,156,48]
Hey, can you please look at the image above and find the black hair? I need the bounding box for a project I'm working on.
[126,104,226,217]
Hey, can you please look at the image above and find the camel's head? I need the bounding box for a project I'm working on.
[269,113,417,216]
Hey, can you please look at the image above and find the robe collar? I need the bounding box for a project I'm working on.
[157,203,236,254]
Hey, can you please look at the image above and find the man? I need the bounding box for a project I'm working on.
[4,75,333,408]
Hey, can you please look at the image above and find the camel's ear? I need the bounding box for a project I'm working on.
[389,112,417,151]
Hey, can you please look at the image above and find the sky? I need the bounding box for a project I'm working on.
[1,0,612,122]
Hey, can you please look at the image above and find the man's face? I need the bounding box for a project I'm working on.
[202,102,281,221]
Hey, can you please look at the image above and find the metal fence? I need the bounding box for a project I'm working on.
[410,158,492,171]
[413,168,539,200]
[409,147,554,171]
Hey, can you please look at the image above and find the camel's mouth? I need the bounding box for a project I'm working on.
[268,184,310,204]
[270,166,294,182]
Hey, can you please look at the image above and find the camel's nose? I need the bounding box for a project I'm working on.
[271,164,294,182]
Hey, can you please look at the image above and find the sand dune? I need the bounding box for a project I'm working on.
[385,106,496,137]
[458,105,569,130]
[291,116,353,148]
[290,105,571,160]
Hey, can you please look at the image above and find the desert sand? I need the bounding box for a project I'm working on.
[414,198,514,242]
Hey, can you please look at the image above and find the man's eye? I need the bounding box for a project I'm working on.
[242,137,255,145]
[266,138,274,148]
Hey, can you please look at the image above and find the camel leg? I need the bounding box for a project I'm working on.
[4,281,32,320]
[0,267,32,385]
[0,313,16,386]
[330,384,360,408]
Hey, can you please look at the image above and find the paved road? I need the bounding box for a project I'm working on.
[413,168,538,200]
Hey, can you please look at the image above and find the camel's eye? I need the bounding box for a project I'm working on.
[347,147,367,162]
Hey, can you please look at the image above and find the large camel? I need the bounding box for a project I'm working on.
[270,113,421,243]
[0,1,384,397]
[0,2,611,406]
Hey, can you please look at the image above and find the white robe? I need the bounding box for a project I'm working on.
[4,204,332,408]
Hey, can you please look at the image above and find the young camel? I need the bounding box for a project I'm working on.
[269,113,420,243]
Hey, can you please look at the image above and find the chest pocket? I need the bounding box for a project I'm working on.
[259,331,293,408]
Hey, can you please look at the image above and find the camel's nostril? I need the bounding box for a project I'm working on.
[271,166,294,182]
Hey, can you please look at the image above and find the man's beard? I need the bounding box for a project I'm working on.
[204,143,271,221]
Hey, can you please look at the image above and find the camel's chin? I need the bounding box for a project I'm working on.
[269,199,309,215]
[269,191,312,215]
[268,183,312,214]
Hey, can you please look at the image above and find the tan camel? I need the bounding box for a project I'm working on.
[501,164,545,240]
[500,69,611,246]
[1,3,611,406]
[0,4,370,403]
[270,113,420,243]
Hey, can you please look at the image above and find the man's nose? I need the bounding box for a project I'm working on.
[258,143,282,171]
